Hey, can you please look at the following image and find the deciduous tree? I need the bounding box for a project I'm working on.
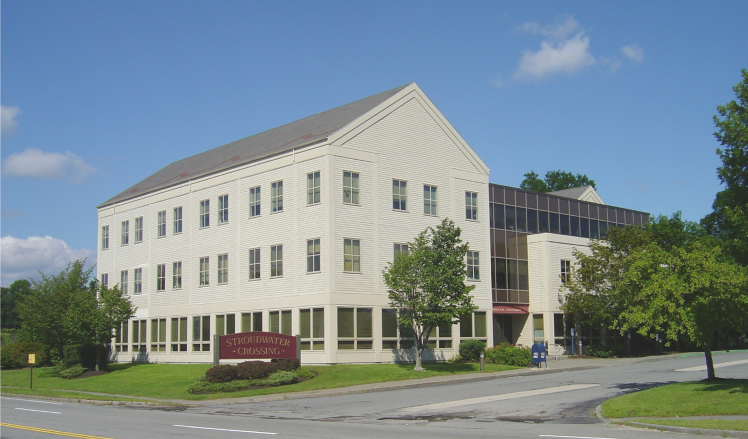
[520,170,596,193]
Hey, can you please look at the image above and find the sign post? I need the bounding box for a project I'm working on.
[28,354,35,389]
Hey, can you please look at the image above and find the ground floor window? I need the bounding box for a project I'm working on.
[554,313,565,348]
[171,317,187,352]
[269,310,292,335]
[338,307,373,350]
[193,315,211,352]
[241,312,263,332]
[216,314,236,336]
[150,318,166,352]
[426,322,453,349]
[114,322,128,352]
[131,320,147,352]
[381,309,414,349]
[533,314,545,343]
[300,308,324,351]
[459,312,487,344]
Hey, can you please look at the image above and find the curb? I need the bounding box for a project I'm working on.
[0,393,177,407]
[596,406,748,439]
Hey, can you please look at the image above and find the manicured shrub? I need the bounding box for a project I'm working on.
[205,364,240,383]
[63,345,82,367]
[236,360,279,380]
[266,370,298,386]
[271,358,301,371]
[484,343,531,367]
[0,342,48,369]
[59,364,87,379]
[587,346,613,358]
[38,365,65,377]
[293,368,315,380]
[459,339,486,361]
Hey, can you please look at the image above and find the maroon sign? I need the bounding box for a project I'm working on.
[219,332,299,360]
[492,304,529,314]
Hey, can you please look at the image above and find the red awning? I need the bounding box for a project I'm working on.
[492,304,529,314]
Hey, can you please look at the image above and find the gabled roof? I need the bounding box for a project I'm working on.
[99,84,411,207]
[548,185,605,205]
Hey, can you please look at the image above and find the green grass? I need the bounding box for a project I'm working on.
[1,362,518,401]
[633,419,748,431]
[601,380,748,418]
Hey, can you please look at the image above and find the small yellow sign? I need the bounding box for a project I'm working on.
[28,354,35,364]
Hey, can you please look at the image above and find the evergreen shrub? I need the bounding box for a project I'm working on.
[0,342,48,369]
[205,364,240,383]
[459,339,486,361]
[271,358,301,371]
[484,343,531,367]
[236,360,279,380]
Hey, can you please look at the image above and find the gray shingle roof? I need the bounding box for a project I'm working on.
[547,185,594,199]
[99,84,412,207]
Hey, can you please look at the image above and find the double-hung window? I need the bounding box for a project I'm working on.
[121,221,129,246]
[560,260,571,284]
[192,316,211,351]
[156,264,166,291]
[307,239,320,273]
[150,318,166,351]
[199,257,210,286]
[271,181,283,213]
[134,217,143,243]
[459,311,487,343]
[173,206,183,234]
[248,248,260,280]
[217,254,229,284]
[120,270,128,295]
[199,200,210,228]
[249,186,261,217]
[134,268,142,294]
[269,310,292,335]
[101,226,109,250]
[343,239,361,273]
[171,317,187,352]
[424,185,438,215]
[172,262,182,289]
[343,171,360,205]
[466,251,480,280]
[241,312,263,332]
[307,171,320,205]
[101,273,108,288]
[393,243,409,259]
[300,308,324,350]
[157,211,166,237]
[338,307,373,350]
[465,191,478,220]
[392,180,407,211]
[270,245,283,277]
[218,195,229,224]
[131,320,147,352]
[216,314,236,336]
[114,322,128,352]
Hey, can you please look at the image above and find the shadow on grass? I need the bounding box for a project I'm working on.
[697,378,748,394]
[391,362,480,373]
[614,381,676,393]
[107,363,149,372]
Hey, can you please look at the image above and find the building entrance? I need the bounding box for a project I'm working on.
[494,314,513,345]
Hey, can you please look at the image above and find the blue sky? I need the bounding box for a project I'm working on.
[2,1,747,286]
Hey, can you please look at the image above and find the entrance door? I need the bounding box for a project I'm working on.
[493,315,513,345]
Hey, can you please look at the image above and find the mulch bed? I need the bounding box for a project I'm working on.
[75,370,109,379]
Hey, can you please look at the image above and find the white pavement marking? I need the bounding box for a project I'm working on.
[541,435,619,439]
[1,397,62,405]
[402,383,599,412]
[674,359,748,372]
[14,408,61,414]
[174,425,277,435]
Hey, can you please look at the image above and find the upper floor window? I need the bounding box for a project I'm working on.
[560,260,571,284]
[344,238,361,273]
[307,171,320,205]
[307,239,320,273]
[199,256,210,286]
[343,171,360,205]
[465,191,478,221]
[249,186,261,217]
[134,217,143,243]
[134,268,142,294]
[157,211,166,238]
[271,181,284,213]
[393,180,408,211]
[466,251,480,280]
[393,243,409,259]
[200,200,210,228]
[173,261,182,289]
[156,264,166,291]
[424,185,438,216]
[120,270,128,295]
[101,226,109,250]
[101,273,108,288]
[218,195,229,224]
[173,206,183,234]
[270,245,283,277]
[121,221,129,246]
[218,253,229,284]
[248,248,261,280]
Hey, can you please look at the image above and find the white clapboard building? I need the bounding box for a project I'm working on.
[97,83,493,364]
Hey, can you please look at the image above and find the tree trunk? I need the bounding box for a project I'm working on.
[703,341,716,380]
[95,343,101,371]
[414,345,424,372]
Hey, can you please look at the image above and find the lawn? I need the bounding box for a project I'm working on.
[601,379,748,418]
[1,362,518,401]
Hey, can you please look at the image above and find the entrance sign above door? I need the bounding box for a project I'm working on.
[492,304,529,314]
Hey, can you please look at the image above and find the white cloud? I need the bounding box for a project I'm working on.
[513,33,597,80]
[2,148,98,183]
[1,235,95,287]
[1,105,21,136]
[621,45,644,63]
[519,15,579,41]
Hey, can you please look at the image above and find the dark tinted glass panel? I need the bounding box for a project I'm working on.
[507,260,518,290]
[538,195,548,211]
[492,186,504,203]
[518,261,529,290]
[505,206,516,231]
[493,230,506,258]
[570,201,579,216]
[527,209,538,233]
[590,220,599,239]
[492,204,504,229]
[517,234,528,260]
[608,207,617,222]
[559,199,569,214]
[580,218,590,238]
[492,258,507,289]
[589,205,598,219]
[526,193,537,209]
[634,213,643,225]
[550,213,560,234]
[549,197,559,213]
[507,232,518,259]
[570,216,580,236]
[599,221,608,237]
[580,203,589,218]
[515,191,526,207]
[505,189,516,206]
[560,215,570,235]
[516,208,527,232]
[539,211,549,233]
[626,211,634,225]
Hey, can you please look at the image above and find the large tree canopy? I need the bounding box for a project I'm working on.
[702,68,748,265]
[383,218,476,371]
[520,170,596,193]
[1,279,31,329]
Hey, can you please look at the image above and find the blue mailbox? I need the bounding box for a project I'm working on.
[531,343,547,368]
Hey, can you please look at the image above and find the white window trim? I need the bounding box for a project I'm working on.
[218,194,229,225]
[423,184,438,216]
[307,238,321,274]
[343,238,362,274]
[465,191,479,222]
[173,206,183,235]
[270,244,283,278]
[466,250,480,281]
[271,181,284,214]
[249,186,261,218]
[199,256,210,286]
[217,253,229,284]
[134,217,143,244]
[157,211,167,238]
[248,247,261,281]
[307,171,321,206]
[392,179,408,212]
[343,170,361,206]
[199,199,210,229]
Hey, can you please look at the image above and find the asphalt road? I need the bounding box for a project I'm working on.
[2,351,747,439]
